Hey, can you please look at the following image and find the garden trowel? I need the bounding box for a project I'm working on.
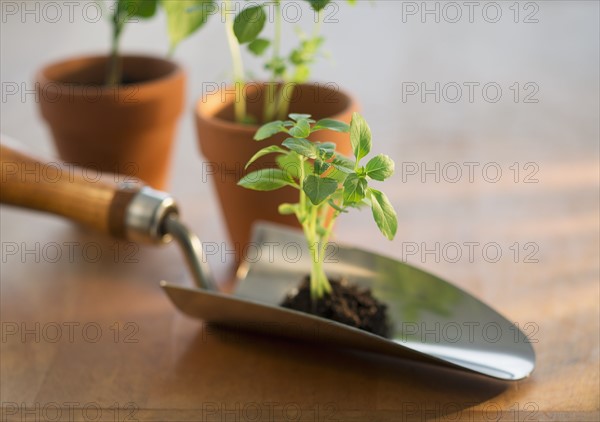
[0,139,535,381]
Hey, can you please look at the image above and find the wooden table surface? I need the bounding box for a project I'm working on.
[1,1,599,421]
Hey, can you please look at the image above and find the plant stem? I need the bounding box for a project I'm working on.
[224,0,246,123]
[295,155,340,302]
[275,10,323,120]
[297,159,325,300]
[106,6,124,86]
[276,82,293,120]
[302,198,335,301]
[299,157,306,218]
[313,10,323,38]
[318,207,338,278]
[264,0,282,122]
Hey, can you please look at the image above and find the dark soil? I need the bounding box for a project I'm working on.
[281,278,391,338]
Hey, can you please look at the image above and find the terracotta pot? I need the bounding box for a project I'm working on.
[195,82,358,261]
[36,55,185,189]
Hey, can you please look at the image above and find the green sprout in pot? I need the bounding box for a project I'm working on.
[104,0,213,86]
[238,112,398,336]
[178,0,356,124]
[104,0,159,86]
[231,0,330,123]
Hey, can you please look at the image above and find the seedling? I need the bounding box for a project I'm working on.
[104,0,159,86]
[239,112,398,300]
[104,0,213,85]
[176,0,355,123]
[228,0,332,123]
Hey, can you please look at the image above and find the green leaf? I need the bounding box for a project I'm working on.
[121,0,158,18]
[314,159,331,175]
[278,203,298,215]
[320,150,334,161]
[248,38,270,55]
[343,174,367,205]
[162,0,214,51]
[313,119,350,133]
[282,138,317,159]
[365,154,395,181]
[304,0,331,12]
[318,142,336,152]
[369,188,398,240]
[290,49,305,66]
[238,169,294,191]
[317,142,335,160]
[289,113,312,121]
[245,146,287,170]
[265,56,287,77]
[255,121,286,140]
[289,36,323,83]
[292,64,311,84]
[350,112,372,163]
[288,119,311,138]
[303,175,338,205]
[277,153,311,180]
[327,166,350,183]
[332,155,355,173]
[233,5,266,44]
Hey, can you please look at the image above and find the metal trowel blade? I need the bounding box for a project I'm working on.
[160,222,535,381]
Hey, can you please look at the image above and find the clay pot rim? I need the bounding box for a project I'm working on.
[35,53,184,95]
[195,82,357,135]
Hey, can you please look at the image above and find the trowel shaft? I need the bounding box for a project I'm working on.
[0,138,215,291]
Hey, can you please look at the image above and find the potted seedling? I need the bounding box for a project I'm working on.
[188,0,358,260]
[238,112,397,336]
[36,0,211,189]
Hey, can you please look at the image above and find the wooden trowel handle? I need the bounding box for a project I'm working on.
[0,138,176,243]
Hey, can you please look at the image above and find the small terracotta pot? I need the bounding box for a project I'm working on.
[195,82,358,261]
[36,55,185,189]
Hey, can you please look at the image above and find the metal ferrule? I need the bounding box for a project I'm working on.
[124,187,178,244]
